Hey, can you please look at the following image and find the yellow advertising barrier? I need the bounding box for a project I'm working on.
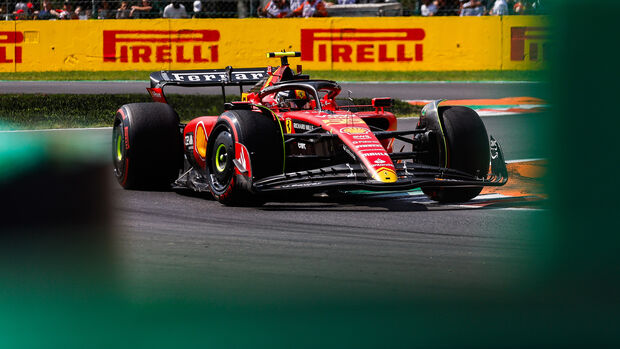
[0,16,547,73]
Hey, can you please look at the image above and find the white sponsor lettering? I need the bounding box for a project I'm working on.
[356,144,384,149]
[203,74,220,81]
[293,123,315,131]
[361,152,388,156]
[283,182,322,188]
[169,72,265,83]
[184,134,193,146]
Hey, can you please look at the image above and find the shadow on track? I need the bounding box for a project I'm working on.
[171,185,544,212]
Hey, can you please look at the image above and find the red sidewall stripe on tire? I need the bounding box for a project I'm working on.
[117,108,130,187]
[219,115,239,142]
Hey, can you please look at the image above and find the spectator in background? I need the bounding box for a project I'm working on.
[13,1,29,18]
[489,0,507,15]
[27,1,36,16]
[58,1,78,19]
[258,0,290,18]
[289,0,327,17]
[13,9,27,19]
[97,0,114,19]
[130,0,153,18]
[421,0,437,16]
[460,0,485,16]
[530,0,545,14]
[116,1,131,18]
[163,1,189,18]
[289,0,303,11]
[434,0,459,16]
[14,1,29,14]
[434,0,446,15]
[35,0,58,19]
[192,0,201,18]
[74,5,90,19]
[513,1,527,14]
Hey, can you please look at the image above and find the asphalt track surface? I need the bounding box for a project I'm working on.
[0,80,548,100]
[2,81,549,298]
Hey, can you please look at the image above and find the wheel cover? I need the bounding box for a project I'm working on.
[215,143,228,172]
[210,130,234,193]
[115,130,123,162]
[112,123,125,175]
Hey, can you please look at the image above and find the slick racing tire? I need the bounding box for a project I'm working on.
[207,109,284,206]
[422,106,490,203]
[113,103,182,189]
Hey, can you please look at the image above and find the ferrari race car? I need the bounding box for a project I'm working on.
[113,51,507,205]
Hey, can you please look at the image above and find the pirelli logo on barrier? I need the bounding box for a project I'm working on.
[103,30,220,64]
[510,26,548,62]
[0,31,23,64]
[300,28,425,63]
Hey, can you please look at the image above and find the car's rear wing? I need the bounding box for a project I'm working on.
[148,66,269,103]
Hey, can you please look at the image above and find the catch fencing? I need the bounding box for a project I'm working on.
[1,0,548,20]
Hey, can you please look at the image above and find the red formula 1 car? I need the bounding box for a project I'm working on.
[113,51,507,205]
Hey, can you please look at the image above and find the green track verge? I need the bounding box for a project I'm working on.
[0,94,420,129]
[0,70,545,82]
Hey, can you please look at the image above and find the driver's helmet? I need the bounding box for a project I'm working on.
[276,89,310,110]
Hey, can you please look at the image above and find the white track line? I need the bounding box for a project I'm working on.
[506,158,546,163]
[0,127,112,133]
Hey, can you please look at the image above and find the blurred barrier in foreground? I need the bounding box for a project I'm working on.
[0,15,547,72]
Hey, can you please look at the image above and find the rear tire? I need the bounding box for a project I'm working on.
[207,109,283,206]
[422,106,490,203]
[113,103,182,189]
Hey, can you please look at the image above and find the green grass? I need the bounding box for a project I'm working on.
[0,70,544,82]
[0,94,420,129]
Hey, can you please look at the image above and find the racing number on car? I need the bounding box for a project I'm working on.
[285,119,293,133]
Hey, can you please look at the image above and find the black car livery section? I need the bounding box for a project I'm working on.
[114,51,507,206]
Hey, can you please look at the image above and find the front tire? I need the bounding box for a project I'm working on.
[113,103,182,189]
[422,106,490,203]
[207,109,284,206]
